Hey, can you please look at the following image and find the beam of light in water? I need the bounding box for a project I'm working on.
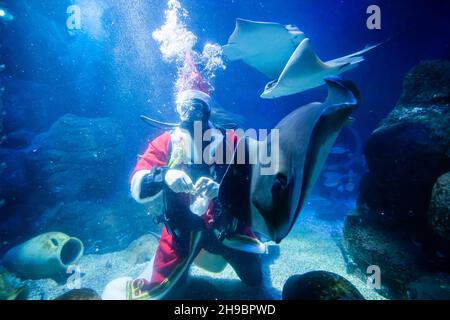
[0,7,14,21]
[152,0,225,95]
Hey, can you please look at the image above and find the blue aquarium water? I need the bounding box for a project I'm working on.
[0,0,449,301]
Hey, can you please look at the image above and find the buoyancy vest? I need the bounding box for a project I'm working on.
[167,126,234,186]
[162,125,236,235]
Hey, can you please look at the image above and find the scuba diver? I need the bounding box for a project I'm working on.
[125,54,266,300]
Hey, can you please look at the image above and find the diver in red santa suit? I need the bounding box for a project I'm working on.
[126,72,265,300]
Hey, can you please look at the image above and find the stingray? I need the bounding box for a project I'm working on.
[219,76,360,243]
[261,38,379,98]
[223,18,378,98]
[222,18,305,79]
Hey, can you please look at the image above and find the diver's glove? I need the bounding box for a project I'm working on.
[131,167,166,203]
[194,177,220,200]
[164,169,194,194]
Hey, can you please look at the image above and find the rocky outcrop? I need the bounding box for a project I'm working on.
[343,214,428,298]
[343,60,450,299]
[0,114,162,256]
[428,172,450,243]
[282,271,364,300]
[26,114,126,203]
[362,60,450,229]
[397,60,450,105]
[406,273,450,300]
[54,288,101,300]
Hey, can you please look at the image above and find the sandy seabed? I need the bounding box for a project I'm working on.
[21,209,385,300]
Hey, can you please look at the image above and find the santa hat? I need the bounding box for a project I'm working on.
[176,51,211,109]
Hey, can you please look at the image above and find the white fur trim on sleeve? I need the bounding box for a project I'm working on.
[130,169,161,204]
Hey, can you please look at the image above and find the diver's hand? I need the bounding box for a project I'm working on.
[164,169,194,193]
[194,177,220,199]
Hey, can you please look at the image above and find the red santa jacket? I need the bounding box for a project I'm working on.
[130,131,172,203]
[130,128,239,207]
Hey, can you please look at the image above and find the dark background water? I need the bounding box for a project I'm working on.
[0,0,449,252]
[1,0,449,153]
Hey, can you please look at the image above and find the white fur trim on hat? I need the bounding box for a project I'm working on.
[176,89,211,107]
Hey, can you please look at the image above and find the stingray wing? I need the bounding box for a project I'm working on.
[223,18,305,78]
[261,39,379,98]
[261,38,347,98]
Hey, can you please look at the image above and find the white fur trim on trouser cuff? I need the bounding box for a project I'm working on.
[130,169,161,204]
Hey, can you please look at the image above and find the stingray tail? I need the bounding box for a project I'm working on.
[329,42,381,67]
[344,43,381,59]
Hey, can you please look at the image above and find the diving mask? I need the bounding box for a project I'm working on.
[176,98,209,123]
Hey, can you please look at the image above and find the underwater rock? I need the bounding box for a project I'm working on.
[406,273,450,300]
[428,172,450,242]
[282,271,364,300]
[398,60,450,105]
[343,213,428,299]
[26,113,126,203]
[125,233,160,265]
[2,130,35,149]
[2,232,84,282]
[363,121,449,227]
[343,60,450,299]
[0,267,28,300]
[54,288,101,300]
[378,59,450,194]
